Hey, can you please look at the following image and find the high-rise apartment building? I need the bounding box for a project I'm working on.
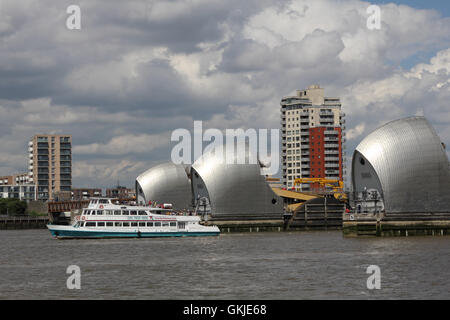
[280,85,346,191]
[28,134,72,200]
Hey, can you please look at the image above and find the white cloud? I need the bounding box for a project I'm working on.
[0,0,449,187]
[346,123,366,141]
[74,133,170,155]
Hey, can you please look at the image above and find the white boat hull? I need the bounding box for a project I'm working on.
[47,224,220,239]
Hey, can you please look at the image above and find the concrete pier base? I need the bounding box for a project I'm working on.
[0,216,49,230]
[204,218,284,233]
[343,214,450,237]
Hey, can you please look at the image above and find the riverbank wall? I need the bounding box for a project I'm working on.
[343,212,450,237]
[0,216,49,230]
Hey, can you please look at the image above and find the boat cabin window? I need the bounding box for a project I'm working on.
[131,222,138,227]
[115,222,122,227]
[130,210,137,215]
[106,222,113,227]
[114,210,121,215]
[123,210,129,215]
[138,211,147,216]
[170,222,176,227]
[178,222,185,229]
[97,222,105,227]
[99,199,109,204]
[155,222,161,227]
[97,210,103,215]
[123,222,130,227]
[147,222,154,227]
[105,210,112,215]
[162,222,169,227]
[85,222,96,227]
[139,222,146,227]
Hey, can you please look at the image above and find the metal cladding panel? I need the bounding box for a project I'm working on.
[136,163,192,210]
[352,116,450,213]
[191,147,283,216]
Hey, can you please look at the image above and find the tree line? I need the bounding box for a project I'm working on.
[0,198,27,215]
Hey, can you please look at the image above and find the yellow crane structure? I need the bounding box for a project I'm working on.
[293,178,347,201]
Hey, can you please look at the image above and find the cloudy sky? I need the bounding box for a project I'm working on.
[0,0,449,189]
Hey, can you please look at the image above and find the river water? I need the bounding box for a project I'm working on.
[0,229,449,299]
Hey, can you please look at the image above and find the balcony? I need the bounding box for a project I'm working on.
[60,150,71,155]
[320,110,335,116]
[37,143,48,149]
[324,143,339,148]
[325,163,340,168]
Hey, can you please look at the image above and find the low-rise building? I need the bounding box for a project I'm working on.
[106,186,134,199]
[0,173,31,186]
[0,185,37,201]
[72,188,102,200]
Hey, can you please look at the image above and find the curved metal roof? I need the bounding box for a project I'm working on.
[135,162,192,210]
[191,145,283,215]
[352,116,450,213]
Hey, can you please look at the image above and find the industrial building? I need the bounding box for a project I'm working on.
[351,116,450,215]
[280,85,346,191]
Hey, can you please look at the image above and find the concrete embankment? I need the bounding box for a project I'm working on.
[202,197,346,233]
[343,212,450,237]
[203,213,285,233]
[0,216,49,230]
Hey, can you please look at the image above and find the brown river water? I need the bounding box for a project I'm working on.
[0,229,449,299]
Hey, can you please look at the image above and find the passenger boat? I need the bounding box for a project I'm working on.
[47,198,220,239]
